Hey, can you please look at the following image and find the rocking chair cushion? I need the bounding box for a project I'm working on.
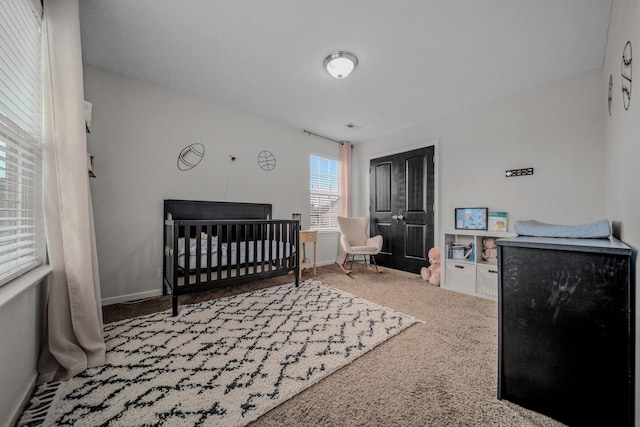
[349,245,380,254]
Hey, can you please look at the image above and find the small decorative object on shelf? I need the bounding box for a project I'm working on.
[481,237,498,263]
[488,211,508,231]
[448,242,474,261]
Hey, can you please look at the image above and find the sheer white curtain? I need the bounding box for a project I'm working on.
[37,0,105,382]
[336,142,351,264]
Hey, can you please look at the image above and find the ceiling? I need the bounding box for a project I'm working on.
[79,0,612,143]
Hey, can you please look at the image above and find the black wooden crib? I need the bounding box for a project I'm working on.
[163,199,299,315]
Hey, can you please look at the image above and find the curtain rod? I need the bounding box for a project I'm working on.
[303,129,349,145]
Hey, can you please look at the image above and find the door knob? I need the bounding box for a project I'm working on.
[397,215,404,220]
[392,215,398,220]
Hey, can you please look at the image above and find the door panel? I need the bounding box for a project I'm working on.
[374,163,392,212]
[405,223,426,259]
[406,157,425,212]
[370,146,434,273]
[375,222,393,255]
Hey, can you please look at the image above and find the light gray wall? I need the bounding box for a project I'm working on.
[83,66,340,303]
[352,69,605,243]
[602,1,639,424]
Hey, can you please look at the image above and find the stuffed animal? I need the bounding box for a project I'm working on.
[482,237,497,263]
[420,247,441,286]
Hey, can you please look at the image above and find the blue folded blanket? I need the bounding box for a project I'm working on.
[514,219,611,238]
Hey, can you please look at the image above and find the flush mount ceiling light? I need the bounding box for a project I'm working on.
[323,51,358,79]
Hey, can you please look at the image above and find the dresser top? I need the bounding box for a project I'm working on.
[496,235,631,255]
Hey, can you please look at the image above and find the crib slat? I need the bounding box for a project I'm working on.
[216,224,222,281]
[225,224,232,279]
[252,223,258,274]
[235,224,241,278]
[260,223,266,273]
[269,222,274,271]
[243,224,249,276]
[205,224,212,283]
[194,224,202,286]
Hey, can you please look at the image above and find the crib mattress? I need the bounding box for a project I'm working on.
[177,238,294,270]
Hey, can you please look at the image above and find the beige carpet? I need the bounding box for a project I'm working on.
[104,264,567,427]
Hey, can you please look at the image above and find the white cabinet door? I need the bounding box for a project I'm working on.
[445,260,475,293]
[476,264,499,297]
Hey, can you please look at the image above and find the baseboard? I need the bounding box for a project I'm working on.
[5,371,37,427]
[319,262,339,268]
[101,265,340,306]
[101,289,163,306]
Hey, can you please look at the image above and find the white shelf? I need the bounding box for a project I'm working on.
[442,229,516,300]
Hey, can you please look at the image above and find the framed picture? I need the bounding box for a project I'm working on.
[455,207,488,230]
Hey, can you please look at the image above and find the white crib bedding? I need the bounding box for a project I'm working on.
[177,237,294,270]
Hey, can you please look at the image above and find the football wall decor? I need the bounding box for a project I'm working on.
[177,143,205,171]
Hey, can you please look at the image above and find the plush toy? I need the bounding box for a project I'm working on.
[420,247,441,286]
[482,237,498,263]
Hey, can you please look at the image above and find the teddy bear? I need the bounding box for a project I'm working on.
[420,247,441,286]
[481,237,498,263]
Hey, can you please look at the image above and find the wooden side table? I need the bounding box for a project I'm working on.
[299,230,317,278]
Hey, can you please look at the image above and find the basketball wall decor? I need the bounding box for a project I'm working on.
[257,150,276,171]
[177,143,205,171]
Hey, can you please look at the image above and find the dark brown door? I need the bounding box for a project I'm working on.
[370,146,435,273]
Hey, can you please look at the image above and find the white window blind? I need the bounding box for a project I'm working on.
[309,155,340,230]
[0,0,44,287]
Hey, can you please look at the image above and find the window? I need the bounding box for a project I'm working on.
[0,0,45,286]
[309,155,340,230]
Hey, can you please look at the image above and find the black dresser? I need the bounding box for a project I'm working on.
[497,236,634,427]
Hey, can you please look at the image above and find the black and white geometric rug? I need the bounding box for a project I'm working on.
[32,281,420,426]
